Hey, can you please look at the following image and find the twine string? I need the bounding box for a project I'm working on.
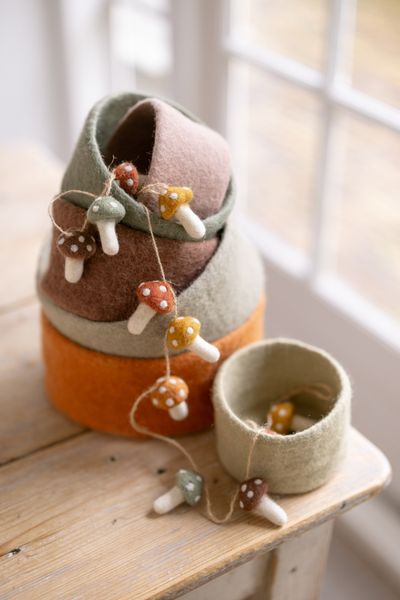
[48,170,116,236]
[47,170,336,525]
[48,190,97,235]
[129,383,334,524]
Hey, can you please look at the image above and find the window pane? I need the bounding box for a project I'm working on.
[110,0,172,96]
[351,0,400,107]
[227,60,321,255]
[230,0,327,70]
[325,114,400,322]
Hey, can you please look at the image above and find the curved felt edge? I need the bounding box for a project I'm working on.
[213,338,352,494]
[61,92,235,241]
[41,296,266,438]
[39,199,219,322]
[38,219,266,357]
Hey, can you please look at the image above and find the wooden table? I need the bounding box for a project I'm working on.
[0,146,391,600]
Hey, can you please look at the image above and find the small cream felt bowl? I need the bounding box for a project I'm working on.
[212,338,351,494]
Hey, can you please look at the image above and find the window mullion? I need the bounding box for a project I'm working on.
[309,0,358,282]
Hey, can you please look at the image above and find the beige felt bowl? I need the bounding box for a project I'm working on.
[213,338,351,494]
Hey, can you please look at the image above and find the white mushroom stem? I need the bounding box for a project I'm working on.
[169,402,189,421]
[153,486,185,514]
[64,257,84,283]
[292,414,316,432]
[189,336,220,363]
[254,495,288,527]
[175,204,206,239]
[97,220,119,256]
[127,303,156,335]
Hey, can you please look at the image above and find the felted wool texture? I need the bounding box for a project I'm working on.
[61,92,234,242]
[38,209,265,338]
[104,98,230,220]
[40,198,218,322]
[38,216,265,355]
[41,298,265,438]
[213,339,351,494]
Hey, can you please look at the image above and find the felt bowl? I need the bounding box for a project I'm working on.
[213,338,351,494]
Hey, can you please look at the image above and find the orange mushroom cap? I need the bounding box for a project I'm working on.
[136,281,175,314]
[150,376,189,411]
[158,186,193,220]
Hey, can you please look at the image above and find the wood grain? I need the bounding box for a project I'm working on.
[0,303,83,465]
[0,427,390,600]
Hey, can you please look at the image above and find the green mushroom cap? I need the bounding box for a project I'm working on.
[87,196,126,224]
[176,469,203,506]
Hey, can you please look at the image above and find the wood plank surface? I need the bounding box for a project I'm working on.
[0,427,390,600]
[0,303,83,465]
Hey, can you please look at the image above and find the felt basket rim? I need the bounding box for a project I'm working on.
[213,337,352,445]
[61,91,235,242]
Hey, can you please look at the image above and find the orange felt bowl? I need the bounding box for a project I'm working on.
[42,296,266,437]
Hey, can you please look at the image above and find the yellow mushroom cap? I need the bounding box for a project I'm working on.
[159,186,193,220]
[166,316,201,350]
[268,401,295,435]
[151,376,189,411]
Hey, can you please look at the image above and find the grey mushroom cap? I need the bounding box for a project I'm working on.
[176,469,203,506]
[87,196,126,223]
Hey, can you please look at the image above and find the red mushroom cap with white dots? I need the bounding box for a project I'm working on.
[136,281,175,314]
[113,161,139,196]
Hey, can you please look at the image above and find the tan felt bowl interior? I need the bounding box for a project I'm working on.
[42,297,265,438]
[213,339,351,494]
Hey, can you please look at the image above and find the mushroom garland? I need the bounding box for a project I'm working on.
[153,469,204,514]
[57,230,96,283]
[150,376,189,421]
[266,401,316,435]
[128,281,176,335]
[87,195,126,256]
[167,317,220,363]
[239,478,288,526]
[158,187,206,240]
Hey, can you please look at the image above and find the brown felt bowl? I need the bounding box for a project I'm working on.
[213,338,351,494]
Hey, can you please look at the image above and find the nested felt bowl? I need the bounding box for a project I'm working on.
[213,338,351,494]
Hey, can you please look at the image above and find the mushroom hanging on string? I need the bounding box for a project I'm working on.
[150,376,189,421]
[113,161,139,196]
[153,469,203,514]
[158,186,206,239]
[87,196,125,256]
[166,316,220,363]
[239,478,287,527]
[57,230,96,283]
[128,281,176,335]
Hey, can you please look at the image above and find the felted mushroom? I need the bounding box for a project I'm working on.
[158,186,206,239]
[150,376,189,420]
[113,161,139,196]
[57,230,96,283]
[267,401,316,434]
[166,316,220,363]
[153,469,203,514]
[127,281,176,335]
[239,478,288,527]
[87,196,126,256]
